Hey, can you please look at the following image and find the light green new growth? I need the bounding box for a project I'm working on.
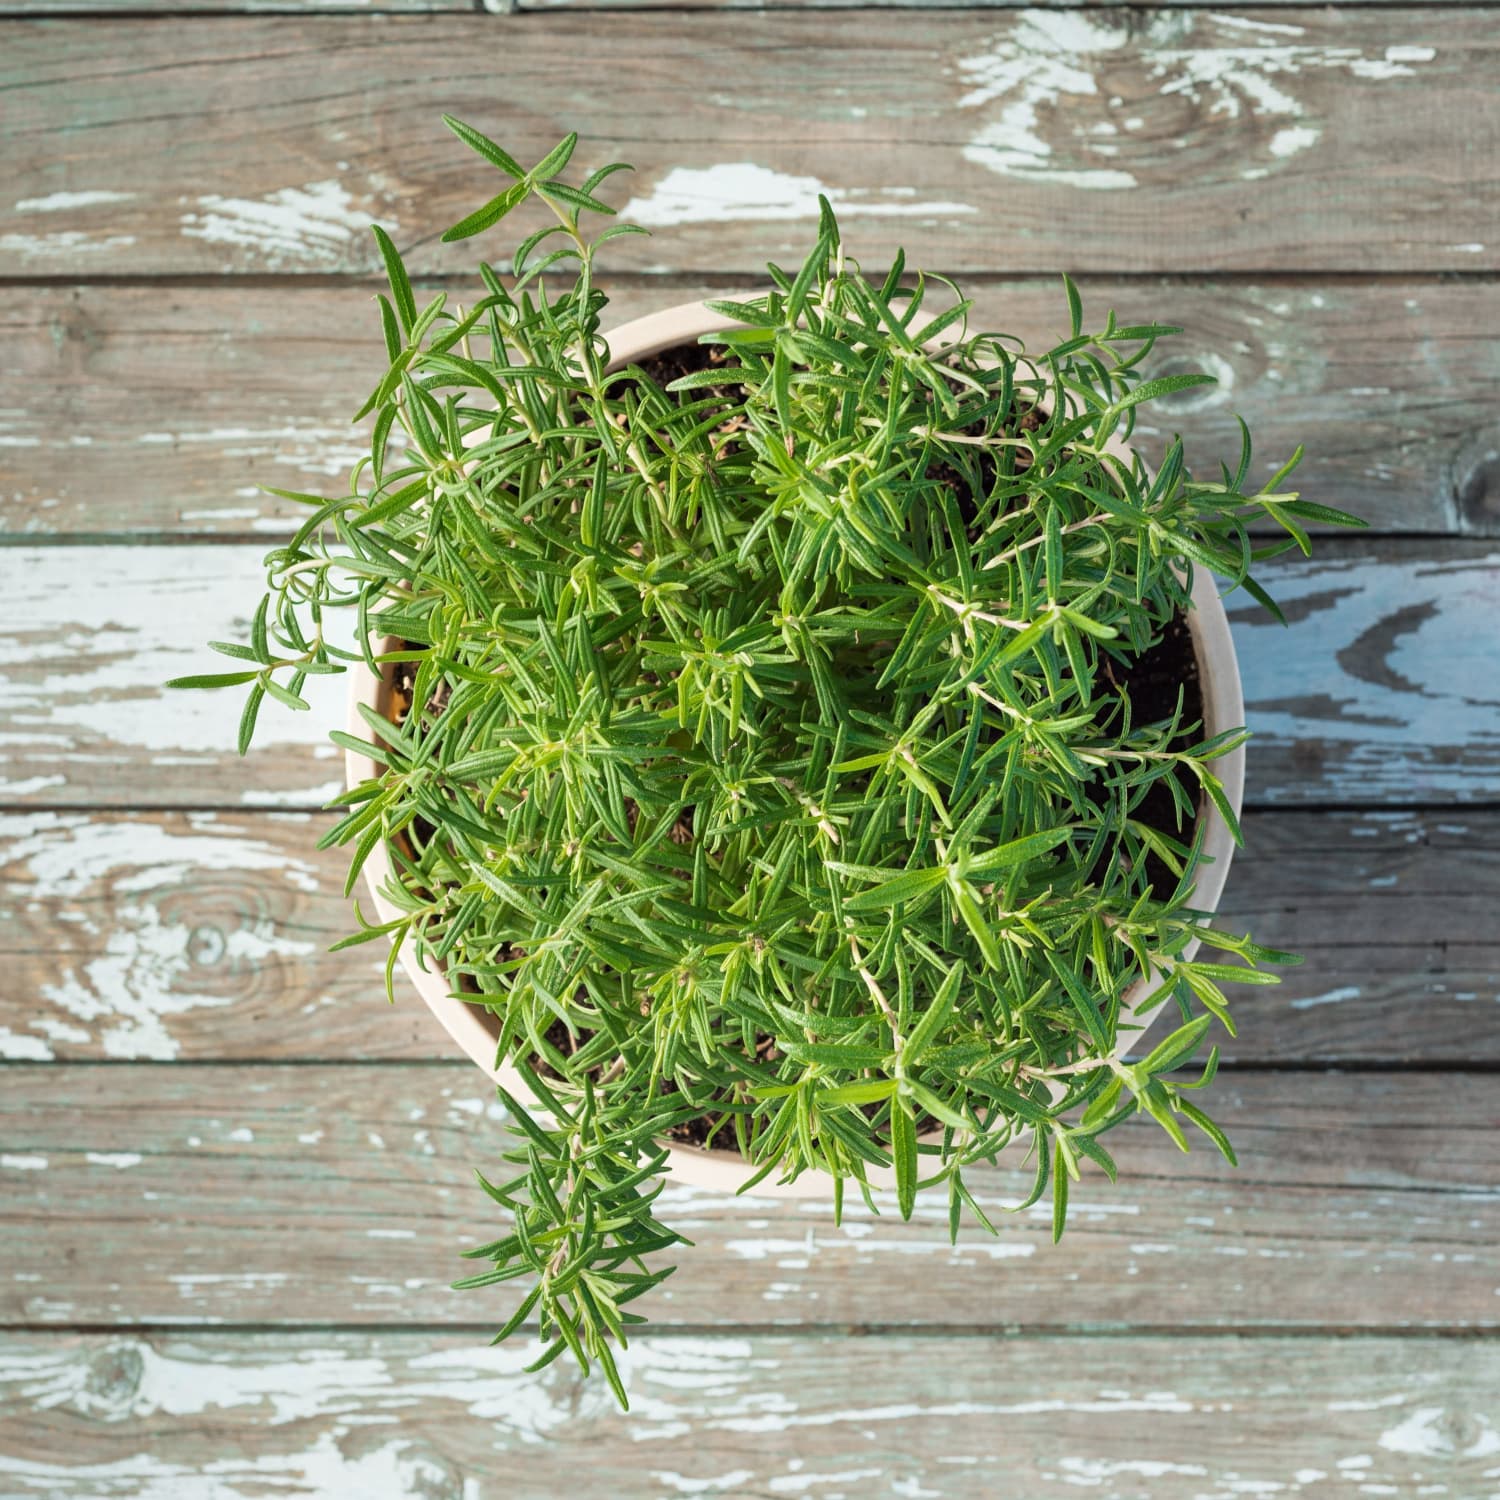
[171,118,1364,1409]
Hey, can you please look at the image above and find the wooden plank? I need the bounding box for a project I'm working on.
[5,278,1496,540]
[1228,541,1500,805]
[2,14,1495,277]
[0,810,420,1063]
[523,0,1465,10]
[3,808,1494,1065]
[0,0,472,11]
[2,1332,1496,1500]
[1,1066,1494,1330]
[2,538,1495,809]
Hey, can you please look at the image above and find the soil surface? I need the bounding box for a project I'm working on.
[1108,610,1202,891]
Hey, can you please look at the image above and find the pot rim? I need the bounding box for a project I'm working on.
[343,298,1246,1199]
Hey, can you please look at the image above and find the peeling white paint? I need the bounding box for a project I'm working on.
[957,12,1438,191]
[13,190,134,213]
[1,811,328,1060]
[135,423,371,479]
[1,1154,48,1171]
[655,1471,757,1495]
[1290,985,1363,1011]
[958,13,1138,190]
[1055,1456,1209,1482]
[1348,44,1439,81]
[169,1272,288,1297]
[0,774,66,796]
[0,231,136,258]
[180,181,376,267]
[1379,1405,1500,1459]
[768,1468,885,1493]
[1235,550,1500,803]
[0,1432,470,1499]
[0,1029,54,1061]
[1269,125,1320,159]
[84,1153,143,1169]
[621,165,975,227]
[1,547,350,794]
[723,1232,1035,1264]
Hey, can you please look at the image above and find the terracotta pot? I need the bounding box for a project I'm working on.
[344,300,1246,1198]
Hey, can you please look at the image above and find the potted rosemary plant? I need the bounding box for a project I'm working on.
[172,118,1362,1407]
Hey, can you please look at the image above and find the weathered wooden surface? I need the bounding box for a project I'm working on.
[1228,540,1500,805]
[3,1332,1496,1500]
[2,538,1494,808]
[3,7,1497,1490]
[2,1065,1494,1329]
[3,14,1497,277]
[0,0,469,10]
[6,278,1498,539]
[3,808,1493,1065]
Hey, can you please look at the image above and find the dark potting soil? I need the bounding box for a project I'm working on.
[1102,611,1201,892]
[629,341,741,395]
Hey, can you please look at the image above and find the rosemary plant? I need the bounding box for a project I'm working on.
[172,118,1363,1407]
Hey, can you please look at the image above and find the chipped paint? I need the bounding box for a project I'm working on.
[620,165,975,227]
[722,1232,1036,1263]
[0,1154,48,1171]
[958,13,1138,190]
[655,1470,758,1495]
[0,1030,53,1061]
[1290,985,1363,1011]
[132,422,371,479]
[0,231,136,258]
[84,1153,142,1169]
[958,12,1439,190]
[1,546,348,789]
[1379,1405,1500,1458]
[1055,1457,1209,1482]
[180,181,376,267]
[1269,125,1320,158]
[1233,550,1500,803]
[0,775,66,796]
[2,812,327,1060]
[13,190,134,213]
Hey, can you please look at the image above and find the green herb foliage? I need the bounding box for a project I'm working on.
[172,118,1363,1407]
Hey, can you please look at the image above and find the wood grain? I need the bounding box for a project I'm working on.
[0,0,471,11]
[3,808,1494,1065]
[2,1332,1496,1500]
[6,278,1498,539]
[1,1065,1494,1330]
[2,13,1495,277]
[2,538,1495,809]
